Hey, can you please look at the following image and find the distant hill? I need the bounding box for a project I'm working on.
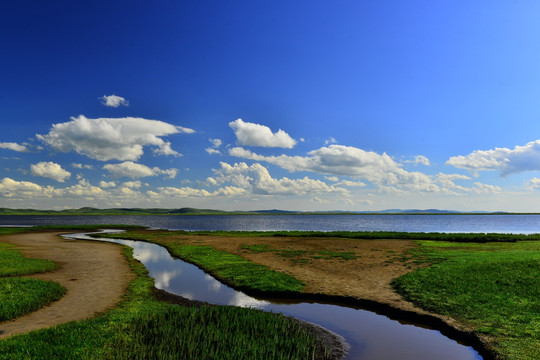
[0,207,524,216]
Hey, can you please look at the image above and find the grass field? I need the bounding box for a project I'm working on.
[0,228,329,360]
[392,240,540,360]
[101,228,540,360]
[0,240,65,322]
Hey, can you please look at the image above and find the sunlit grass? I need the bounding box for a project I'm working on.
[0,238,65,323]
[0,278,65,322]
[163,244,305,293]
[0,231,326,360]
[392,240,540,360]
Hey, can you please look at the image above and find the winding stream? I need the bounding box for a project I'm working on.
[66,231,483,360]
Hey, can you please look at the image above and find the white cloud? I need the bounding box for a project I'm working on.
[209,162,349,196]
[99,94,129,107]
[206,148,221,155]
[228,145,438,192]
[525,177,540,191]
[30,162,71,182]
[229,119,297,148]
[404,155,431,166]
[470,182,502,194]
[37,115,194,161]
[325,137,337,145]
[0,142,29,152]
[335,180,367,187]
[121,181,142,189]
[103,161,177,179]
[156,185,247,198]
[72,163,93,169]
[446,140,540,176]
[206,138,223,155]
[0,178,53,198]
[99,181,116,188]
[209,138,222,148]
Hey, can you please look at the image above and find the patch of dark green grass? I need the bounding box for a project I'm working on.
[107,306,326,360]
[392,240,540,360]
[0,242,58,277]
[0,239,65,323]
[0,278,65,322]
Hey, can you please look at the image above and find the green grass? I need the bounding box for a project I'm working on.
[162,244,305,293]
[0,242,58,277]
[241,244,358,262]
[113,228,540,242]
[392,240,540,360]
[0,231,326,360]
[94,231,306,293]
[0,278,65,322]
[0,238,65,323]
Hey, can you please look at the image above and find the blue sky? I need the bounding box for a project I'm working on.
[2,1,540,211]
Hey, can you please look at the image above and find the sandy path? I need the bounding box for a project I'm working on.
[0,232,134,339]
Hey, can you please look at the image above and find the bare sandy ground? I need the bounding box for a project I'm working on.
[154,233,426,313]
[0,232,134,339]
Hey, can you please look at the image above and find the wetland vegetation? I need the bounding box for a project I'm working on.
[0,227,329,360]
[1,226,540,359]
[0,241,65,322]
[101,228,540,360]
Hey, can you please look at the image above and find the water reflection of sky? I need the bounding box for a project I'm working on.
[68,233,482,360]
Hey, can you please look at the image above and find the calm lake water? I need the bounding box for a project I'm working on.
[2,214,540,233]
[65,231,482,360]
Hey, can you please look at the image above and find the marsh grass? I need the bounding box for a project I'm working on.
[0,242,57,277]
[241,244,358,263]
[163,230,540,242]
[163,244,305,292]
[0,278,65,322]
[0,239,65,323]
[392,240,540,360]
[0,241,327,360]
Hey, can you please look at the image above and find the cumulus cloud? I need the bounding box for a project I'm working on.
[103,161,178,179]
[99,181,116,188]
[99,94,129,107]
[121,181,142,189]
[0,142,29,152]
[405,155,431,166]
[229,119,297,148]
[206,138,222,155]
[446,140,540,176]
[0,178,52,198]
[525,177,540,191]
[228,144,438,191]
[30,161,71,182]
[0,178,103,200]
[470,182,502,194]
[157,185,247,198]
[72,163,93,169]
[37,115,194,161]
[209,162,348,196]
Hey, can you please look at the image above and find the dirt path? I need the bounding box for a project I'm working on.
[0,232,134,339]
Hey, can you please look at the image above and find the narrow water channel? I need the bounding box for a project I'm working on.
[66,232,483,360]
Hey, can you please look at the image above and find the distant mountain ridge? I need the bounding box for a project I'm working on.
[0,207,516,215]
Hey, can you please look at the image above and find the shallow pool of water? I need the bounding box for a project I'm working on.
[67,231,483,360]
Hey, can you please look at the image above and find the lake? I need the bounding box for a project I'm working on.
[2,214,540,233]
